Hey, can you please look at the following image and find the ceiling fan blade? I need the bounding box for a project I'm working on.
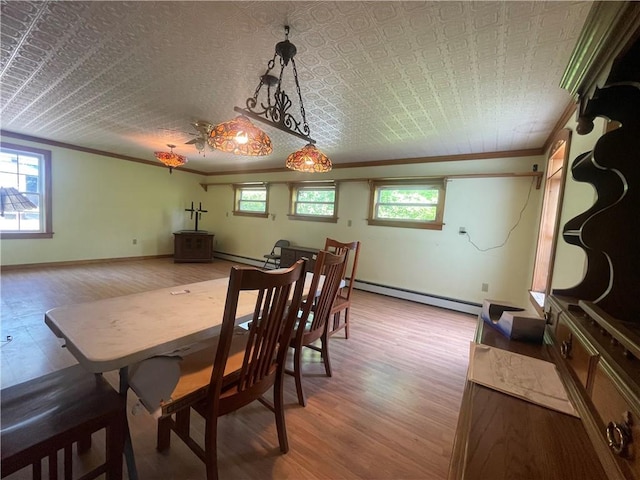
[185,138,200,145]
[191,120,214,135]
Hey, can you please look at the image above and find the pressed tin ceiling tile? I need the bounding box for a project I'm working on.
[0,0,592,173]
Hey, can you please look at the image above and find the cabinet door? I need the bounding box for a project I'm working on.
[174,234,213,262]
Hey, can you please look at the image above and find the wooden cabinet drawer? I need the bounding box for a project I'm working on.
[591,362,640,480]
[554,313,599,391]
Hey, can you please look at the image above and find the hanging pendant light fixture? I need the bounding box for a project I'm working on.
[208,115,272,156]
[216,25,331,171]
[154,144,187,173]
[285,143,332,172]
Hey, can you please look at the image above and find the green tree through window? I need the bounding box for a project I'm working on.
[233,184,268,217]
[368,179,445,230]
[289,183,338,223]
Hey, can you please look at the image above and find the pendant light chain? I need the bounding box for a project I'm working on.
[226,25,331,170]
[291,58,311,141]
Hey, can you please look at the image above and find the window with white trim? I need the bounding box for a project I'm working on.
[289,182,338,223]
[368,178,445,230]
[232,183,268,218]
[0,143,53,238]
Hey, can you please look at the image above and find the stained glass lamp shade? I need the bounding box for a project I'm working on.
[154,145,187,173]
[285,143,332,172]
[209,115,273,156]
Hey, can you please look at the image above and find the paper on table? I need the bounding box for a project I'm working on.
[467,342,579,417]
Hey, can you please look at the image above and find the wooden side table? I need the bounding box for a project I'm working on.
[173,231,214,263]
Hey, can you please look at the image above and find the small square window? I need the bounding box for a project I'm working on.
[232,184,269,218]
[368,179,445,230]
[288,182,338,223]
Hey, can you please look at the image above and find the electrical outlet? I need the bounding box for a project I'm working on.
[482,283,489,292]
[459,227,467,235]
[132,239,137,245]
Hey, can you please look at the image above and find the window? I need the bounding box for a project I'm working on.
[0,143,52,239]
[530,129,571,311]
[368,178,446,229]
[232,183,268,217]
[289,182,338,223]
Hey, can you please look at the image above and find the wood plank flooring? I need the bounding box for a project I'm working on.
[0,258,477,480]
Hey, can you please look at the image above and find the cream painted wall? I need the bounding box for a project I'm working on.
[198,156,544,307]
[0,137,207,266]
[1,130,603,310]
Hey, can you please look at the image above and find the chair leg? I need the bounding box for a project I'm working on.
[274,373,289,454]
[293,345,306,407]
[203,416,219,480]
[105,416,125,480]
[344,308,350,339]
[157,416,172,451]
[321,333,332,378]
[174,409,191,439]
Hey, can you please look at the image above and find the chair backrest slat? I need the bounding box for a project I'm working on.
[323,238,360,300]
[295,250,346,340]
[208,260,306,399]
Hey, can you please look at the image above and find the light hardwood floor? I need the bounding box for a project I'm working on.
[0,258,477,480]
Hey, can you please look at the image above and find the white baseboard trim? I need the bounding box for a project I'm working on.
[352,280,481,316]
[215,252,481,316]
[215,252,269,269]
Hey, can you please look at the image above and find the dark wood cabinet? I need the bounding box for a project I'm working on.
[173,231,214,263]
[547,296,640,480]
[449,317,611,480]
[280,246,318,272]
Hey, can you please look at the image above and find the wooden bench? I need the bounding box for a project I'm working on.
[1,364,126,480]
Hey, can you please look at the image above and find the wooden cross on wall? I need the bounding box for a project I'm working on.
[185,202,208,231]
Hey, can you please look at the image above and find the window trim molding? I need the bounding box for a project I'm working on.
[0,142,53,239]
[288,181,339,223]
[530,128,572,299]
[367,177,446,230]
[231,183,269,218]
[287,213,338,224]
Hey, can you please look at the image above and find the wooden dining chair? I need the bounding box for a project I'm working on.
[1,364,126,480]
[323,238,361,338]
[287,249,347,407]
[156,260,307,480]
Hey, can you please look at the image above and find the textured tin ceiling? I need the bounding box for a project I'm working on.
[0,1,591,174]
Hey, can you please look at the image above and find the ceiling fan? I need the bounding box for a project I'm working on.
[184,120,214,154]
